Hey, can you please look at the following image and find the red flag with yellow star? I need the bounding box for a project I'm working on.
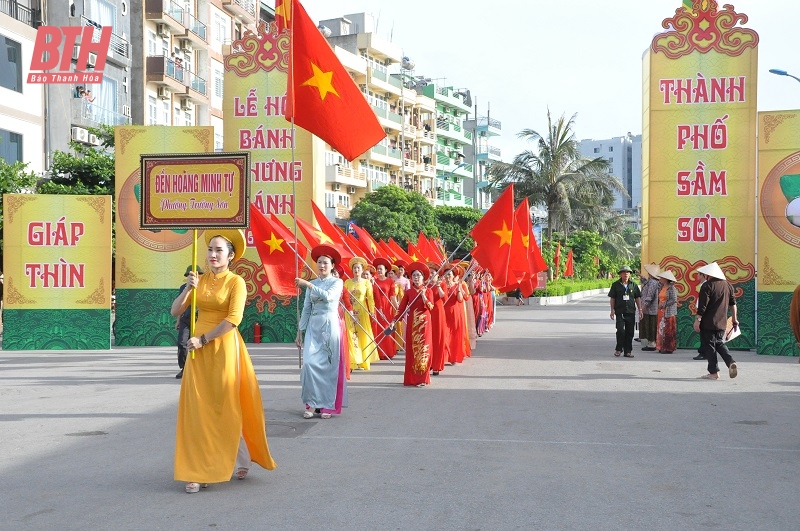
[249,203,307,296]
[469,185,516,288]
[285,0,385,161]
[274,0,291,33]
[513,198,547,296]
[292,214,353,278]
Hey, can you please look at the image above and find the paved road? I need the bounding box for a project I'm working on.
[1,294,798,530]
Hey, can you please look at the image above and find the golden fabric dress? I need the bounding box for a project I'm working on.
[174,270,276,483]
[344,277,378,369]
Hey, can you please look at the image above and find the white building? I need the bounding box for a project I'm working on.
[0,1,45,173]
[578,133,642,221]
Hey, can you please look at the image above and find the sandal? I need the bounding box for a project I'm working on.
[321,413,331,419]
[614,350,622,357]
[700,373,719,380]
[303,409,314,419]
[728,362,738,379]
[624,353,634,358]
[185,482,200,493]
[236,467,249,480]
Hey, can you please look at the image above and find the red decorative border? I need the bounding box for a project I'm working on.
[652,1,758,58]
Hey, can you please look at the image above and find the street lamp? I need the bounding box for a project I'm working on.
[769,68,800,84]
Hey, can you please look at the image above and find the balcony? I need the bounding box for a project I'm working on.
[184,70,208,101]
[180,11,208,46]
[70,99,131,128]
[146,55,188,94]
[82,16,130,64]
[477,144,502,162]
[222,0,257,25]
[325,164,367,188]
[416,125,436,144]
[436,119,473,145]
[477,116,502,137]
[145,0,185,31]
[0,0,40,27]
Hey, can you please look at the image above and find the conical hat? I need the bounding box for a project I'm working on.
[697,261,725,280]
[657,270,677,283]
[644,263,660,277]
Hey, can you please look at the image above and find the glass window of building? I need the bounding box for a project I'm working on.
[148,96,157,125]
[0,128,23,164]
[0,34,23,93]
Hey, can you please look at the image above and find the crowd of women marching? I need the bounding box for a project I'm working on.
[296,244,498,420]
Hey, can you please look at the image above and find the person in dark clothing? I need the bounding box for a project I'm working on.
[693,261,738,379]
[608,265,643,357]
[175,265,203,379]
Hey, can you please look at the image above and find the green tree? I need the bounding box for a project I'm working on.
[433,205,482,256]
[488,111,627,241]
[566,230,604,278]
[0,160,39,263]
[349,185,438,242]
[39,124,115,195]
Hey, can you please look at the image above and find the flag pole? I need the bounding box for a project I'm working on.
[190,229,198,359]
[288,4,302,369]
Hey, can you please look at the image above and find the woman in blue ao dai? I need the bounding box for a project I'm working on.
[295,245,344,420]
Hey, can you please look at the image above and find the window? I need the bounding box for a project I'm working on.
[162,101,170,124]
[325,192,335,208]
[147,31,157,56]
[184,111,192,126]
[213,12,229,44]
[0,35,23,93]
[608,146,613,152]
[214,132,223,151]
[0,128,23,164]
[608,157,614,163]
[593,147,599,153]
[148,96,157,125]
[214,67,223,97]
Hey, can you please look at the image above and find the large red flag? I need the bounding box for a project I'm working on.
[249,204,307,296]
[350,223,383,260]
[285,0,385,161]
[469,185,516,287]
[310,201,354,253]
[564,249,575,277]
[418,232,445,264]
[345,232,373,261]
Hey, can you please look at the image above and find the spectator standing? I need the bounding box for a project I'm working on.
[608,265,643,358]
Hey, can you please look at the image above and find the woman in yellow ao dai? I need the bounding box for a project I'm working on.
[344,257,378,370]
[171,230,276,494]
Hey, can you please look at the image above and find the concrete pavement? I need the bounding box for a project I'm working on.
[1,294,799,530]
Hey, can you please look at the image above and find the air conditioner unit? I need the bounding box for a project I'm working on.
[157,24,170,38]
[157,87,172,100]
[358,84,367,92]
[180,98,194,111]
[385,92,391,98]
[359,159,367,164]
[347,186,356,194]
[87,133,101,146]
[180,40,193,53]
[122,105,131,117]
[71,127,89,143]
[87,53,97,68]
[333,183,341,191]
[72,44,79,61]
[384,164,391,169]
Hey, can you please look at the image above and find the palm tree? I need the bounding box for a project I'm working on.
[488,111,628,241]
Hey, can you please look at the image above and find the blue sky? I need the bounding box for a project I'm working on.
[301,0,800,160]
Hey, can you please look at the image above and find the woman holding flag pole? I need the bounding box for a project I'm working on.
[392,262,435,387]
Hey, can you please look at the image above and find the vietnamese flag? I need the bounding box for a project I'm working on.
[469,185,516,288]
[387,237,415,264]
[418,232,445,264]
[564,249,575,277]
[345,232,373,261]
[285,0,385,161]
[310,201,356,253]
[406,240,425,263]
[350,223,382,260]
[249,203,307,296]
[293,214,353,277]
[274,0,291,32]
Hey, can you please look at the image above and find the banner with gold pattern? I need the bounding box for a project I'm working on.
[2,194,112,349]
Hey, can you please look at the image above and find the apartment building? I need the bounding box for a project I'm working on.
[129,0,270,150]
[463,113,502,211]
[578,133,643,225]
[0,0,45,172]
[42,0,133,161]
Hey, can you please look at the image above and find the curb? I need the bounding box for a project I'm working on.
[528,288,610,306]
